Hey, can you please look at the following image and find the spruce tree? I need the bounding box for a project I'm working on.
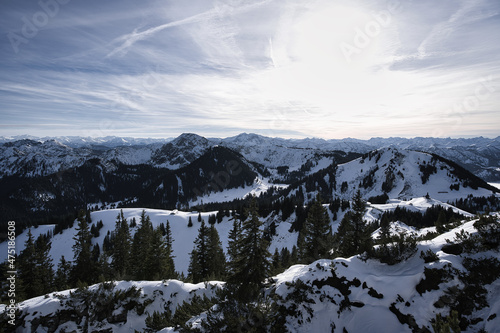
[335,190,372,257]
[435,210,447,234]
[164,220,177,279]
[230,198,270,302]
[187,249,201,283]
[188,221,226,283]
[130,211,176,280]
[280,247,292,268]
[17,232,55,299]
[18,229,41,299]
[271,248,283,275]
[188,220,209,283]
[54,255,72,291]
[146,228,170,280]
[300,195,332,263]
[97,251,113,282]
[130,217,137,228]
[206,224,226,280]
[91,244,103,279]
[290,245,299,265]
[379,214,391,244]
[226,217,242,279]
[111,210,131,278]
[71,210,96,285]
[34,233,54,295]
[130,210,154,280]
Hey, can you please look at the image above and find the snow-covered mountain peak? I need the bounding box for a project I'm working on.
[173,133,211,147]
[151,133,214,169]
[286,147,498,204]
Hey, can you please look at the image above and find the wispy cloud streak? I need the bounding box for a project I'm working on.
[107,0,272,58]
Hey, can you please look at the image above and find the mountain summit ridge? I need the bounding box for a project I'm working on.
[1,133,499,181]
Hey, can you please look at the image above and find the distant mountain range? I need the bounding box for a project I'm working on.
[0,133,498,227]
[1,133,499,181]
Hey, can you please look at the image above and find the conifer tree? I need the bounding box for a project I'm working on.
[34,233,54,295]
[187,250,201,283]
[130,211,176,280]
[300,195,332,263]
[280,247,293,268]
[206,224,226,280]
[216,210,224,223]
[296,229,305,262]
[91,243,103,278]
[379,214,391,244]
[164,220,177,279]
[130,210,154,280]
[146,228,170,280]
[71,210,96,285]
[230,198,270,302]
[111,210,131,278]
[18,229,41,299]
[271,248,283,275]
[54,255,72,291]
[188,220,209,283]
[188,220,226,282]
[290,245,299,265]
[435,210,447,234]
[103,230,113,253]
[159,222,166,236]
[130,217,137,228]
[226,217,242,279]
[334,189,372,257]
[97,251,113,282]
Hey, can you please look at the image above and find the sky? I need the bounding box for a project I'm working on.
[0,0,499,140]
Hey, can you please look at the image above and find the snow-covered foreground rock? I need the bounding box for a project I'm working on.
[1,280,223,332]
[2,216,500,332]
[271,246,498,332]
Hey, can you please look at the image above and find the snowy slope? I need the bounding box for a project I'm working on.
[188,176,288,207]
[0,197,474,276]
[0,209,234,275]
[366,197,475,221]
[3,214,500,332]
[333,148,496,202]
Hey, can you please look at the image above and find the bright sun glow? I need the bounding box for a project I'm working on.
[257,2,424,136]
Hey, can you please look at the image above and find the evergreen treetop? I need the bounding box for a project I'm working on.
[300,195,332,263]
